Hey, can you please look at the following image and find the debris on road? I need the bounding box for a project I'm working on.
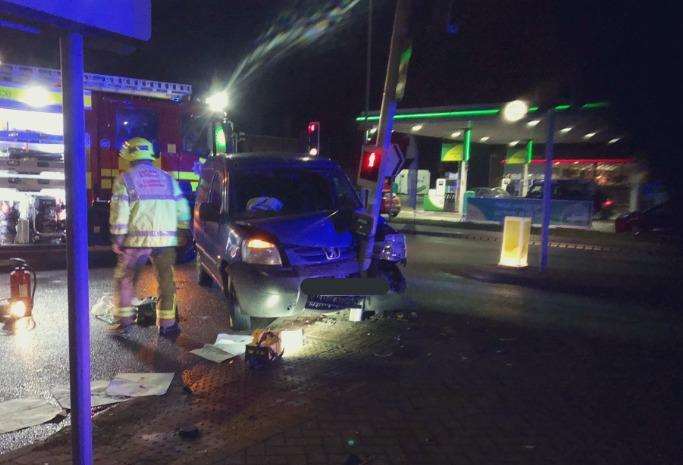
[135,297,158,327]
[178,424,201,440]
[190,333,252,363]
[246,331,284,369]
[0,398,63,434]
[190,344,237,363]
[52,380,129,410]
[106,373,174,397]
[214,333,252,355]
[91,294,116,324]
[349,307,363,322]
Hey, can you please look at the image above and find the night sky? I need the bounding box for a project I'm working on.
[0,0,680,198]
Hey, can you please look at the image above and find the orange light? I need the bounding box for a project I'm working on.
[247,239,275,249]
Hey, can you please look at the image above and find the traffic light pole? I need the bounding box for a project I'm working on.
[359,0,412,272]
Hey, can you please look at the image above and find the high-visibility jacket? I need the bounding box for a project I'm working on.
[109,162,191,248]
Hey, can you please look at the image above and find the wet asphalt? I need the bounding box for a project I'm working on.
[0,234,679,454]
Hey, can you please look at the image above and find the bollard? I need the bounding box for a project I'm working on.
[498,216,531,268]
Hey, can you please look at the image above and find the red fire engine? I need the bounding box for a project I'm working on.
[0,63,202,247]
[1,63,299,250]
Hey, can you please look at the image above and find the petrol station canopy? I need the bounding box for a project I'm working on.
[356,101,623,145]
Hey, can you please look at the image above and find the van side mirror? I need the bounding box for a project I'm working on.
[199,203,220,222]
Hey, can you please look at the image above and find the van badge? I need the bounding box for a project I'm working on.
[323,247,340,260]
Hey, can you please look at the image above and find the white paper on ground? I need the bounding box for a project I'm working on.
[0,398,63,434]
[190,344,237,363]
[106,373,174,397]
[214,333,252,355]
[52,380,129,410]
[190,334,251,363]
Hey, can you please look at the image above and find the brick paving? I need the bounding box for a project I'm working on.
[1,310,681,465]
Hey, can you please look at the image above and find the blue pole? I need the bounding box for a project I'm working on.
[540,109,555,271]
[60,31,93,465]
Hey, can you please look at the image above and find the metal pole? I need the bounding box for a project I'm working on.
[457,127,471,217]
[211,120,217,156]
[60,31,93,465]
[406,135,418,210]
[360,0,412,271]
[522,139,533,197]
[539,109,555,271]
[357,0,374,182]
[364,0,373,117]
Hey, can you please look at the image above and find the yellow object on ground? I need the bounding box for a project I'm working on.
[499,216,531,268]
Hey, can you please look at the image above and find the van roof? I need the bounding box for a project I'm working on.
[205,152,339,170]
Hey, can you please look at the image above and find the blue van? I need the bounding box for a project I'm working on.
[193,153,407,330]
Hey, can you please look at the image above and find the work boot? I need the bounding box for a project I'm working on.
[107,322,132,336]
[158,322,181,338]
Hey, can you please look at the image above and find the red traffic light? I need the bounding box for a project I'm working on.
[307,122,319,134]
[359,147,382,182]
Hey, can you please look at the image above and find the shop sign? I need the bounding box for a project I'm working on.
[440,143,463,162]
[506,148,527,164]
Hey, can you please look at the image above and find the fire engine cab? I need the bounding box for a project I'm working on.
[0,63,203,247]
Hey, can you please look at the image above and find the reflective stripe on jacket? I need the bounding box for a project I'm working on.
[109,162,191,248]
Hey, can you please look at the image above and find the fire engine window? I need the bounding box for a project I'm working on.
[181,113,209,157]
[115,109,159,155]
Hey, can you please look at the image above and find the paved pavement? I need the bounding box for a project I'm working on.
[0,235,681,463]
[1,311,681,464]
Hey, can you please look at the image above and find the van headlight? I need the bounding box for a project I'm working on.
[379,233,406,262]
[242,238,282,266]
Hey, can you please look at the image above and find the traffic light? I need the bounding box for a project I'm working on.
[359,146,382,182]
[306,121,320,156]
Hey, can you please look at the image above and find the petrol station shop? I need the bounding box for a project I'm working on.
[358,102,646,228]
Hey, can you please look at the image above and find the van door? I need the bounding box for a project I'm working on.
[198,171,225,277]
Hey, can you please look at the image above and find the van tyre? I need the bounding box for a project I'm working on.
[228,289,251,331]
[196,255,213,287]
[223,272,251,331]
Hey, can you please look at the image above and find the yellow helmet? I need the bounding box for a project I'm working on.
[119,137,155,161]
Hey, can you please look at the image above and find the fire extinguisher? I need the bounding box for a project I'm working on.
[7,258,36,320]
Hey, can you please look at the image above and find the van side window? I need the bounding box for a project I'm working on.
[209,174,223,211]
[195,174,211,204]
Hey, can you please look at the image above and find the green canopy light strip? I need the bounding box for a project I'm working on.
[355,101,608,122]
[526,139,534,163]
[463,128,472,162]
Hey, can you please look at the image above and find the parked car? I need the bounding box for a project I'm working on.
[380,179,401,217]
[526,179,614,218]
[473,187,510,198]
[194,153,407,330]
[615,202,674,235]
[381,192,401,217]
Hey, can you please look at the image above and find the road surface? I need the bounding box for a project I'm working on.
[0,234,680,454]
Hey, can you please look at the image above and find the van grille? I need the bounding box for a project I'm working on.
[286,245,355,265]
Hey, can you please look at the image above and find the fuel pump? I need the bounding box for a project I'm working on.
[1,257,37,333]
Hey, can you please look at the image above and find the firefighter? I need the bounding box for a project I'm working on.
[108,137,191,337]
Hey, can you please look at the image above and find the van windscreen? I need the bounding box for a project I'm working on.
[230,167,359,219]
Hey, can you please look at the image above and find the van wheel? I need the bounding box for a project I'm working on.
[223,273,251,331]
[196,255,213,287]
